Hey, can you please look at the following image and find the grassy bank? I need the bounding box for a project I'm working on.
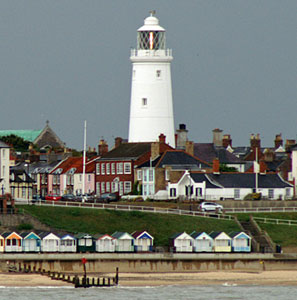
[18,205,240,246]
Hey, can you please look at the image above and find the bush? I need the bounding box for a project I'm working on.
[17,223,33,231]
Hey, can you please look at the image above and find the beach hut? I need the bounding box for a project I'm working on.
[112,232,134,252]
[40,232,60,252]
[209,232,232,252]
[2,232,23,252]
[131,231,154,252]
[229,231,251,252]
[190,231,213,252]
[59,233,77,252]
[170,232,193,252]
[20,232,41,252]
[76,233,96,253]
[0,234,5,252]
[95,234,116,252]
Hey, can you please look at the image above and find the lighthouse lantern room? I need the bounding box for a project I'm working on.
[128,11,175,147]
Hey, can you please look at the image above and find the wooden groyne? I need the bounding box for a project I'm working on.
[12,262,119,288]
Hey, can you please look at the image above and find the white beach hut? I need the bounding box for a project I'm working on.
[132,231,154,252]
[95,234,116,252]
[40,232,60,252]
[170,232,193,252]
[112,232,134,252]
[20,232,41,252]
[229,231,251,253]
[59,234,77,252]
[190,231,213,252]
[209,232,232,252]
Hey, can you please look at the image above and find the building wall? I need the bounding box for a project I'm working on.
[0,147,10,194]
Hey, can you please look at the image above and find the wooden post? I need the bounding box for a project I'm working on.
[115,267,119,285]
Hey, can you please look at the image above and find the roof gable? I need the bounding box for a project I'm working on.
[112,231,134,240]
[132,231,154,240]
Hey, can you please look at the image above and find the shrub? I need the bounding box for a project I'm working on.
[17,223,33,231]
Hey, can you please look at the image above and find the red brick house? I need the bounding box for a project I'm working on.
[95,135,172,196]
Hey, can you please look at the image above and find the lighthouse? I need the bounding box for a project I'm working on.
[128,11,175,147]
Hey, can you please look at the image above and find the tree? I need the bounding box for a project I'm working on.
[0,135,30,152]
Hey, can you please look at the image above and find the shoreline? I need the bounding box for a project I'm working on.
[2,271,297,287]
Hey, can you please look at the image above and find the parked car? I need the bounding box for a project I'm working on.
[98,193,118,203]
[32,195,45,203]
[76,194,95,203]
[45,194,62,201]
[199,202,223,213]
[61,194,77,202]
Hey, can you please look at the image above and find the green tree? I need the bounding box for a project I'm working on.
[0,135,30,152]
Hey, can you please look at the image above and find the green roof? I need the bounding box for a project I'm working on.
[0,130,42,142]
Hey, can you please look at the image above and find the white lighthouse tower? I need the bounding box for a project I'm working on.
[128,11,175,147]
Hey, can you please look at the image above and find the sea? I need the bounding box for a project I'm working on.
[0,285,296,300]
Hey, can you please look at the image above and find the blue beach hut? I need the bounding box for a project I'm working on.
[229,231,251,252]
[190,231,213,253]
[20,232,41,252]
[131,231,154,252]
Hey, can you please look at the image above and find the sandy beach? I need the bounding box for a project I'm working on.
[1,271,297,287]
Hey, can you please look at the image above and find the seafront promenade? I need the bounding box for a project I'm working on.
[1,253,297,273]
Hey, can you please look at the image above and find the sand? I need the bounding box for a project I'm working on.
[1,271,297,287]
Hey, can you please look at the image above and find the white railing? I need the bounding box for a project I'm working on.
[224,207,297,213]
[253,217,297,226]
[31,201,234,221]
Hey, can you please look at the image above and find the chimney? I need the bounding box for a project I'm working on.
[250,133,261,149]
[263,148,274,162]
[185,141,194,156]
[274,134,283,149]
[98,139,109,156]
[222,134,232,148]
[114,137,123,148]
[212,158,220,174]
[285,139,296,151]
[259,159,267,174]
[151,142,160,161]
[213,128,223,147]
[159,133,166,144]
[176,123,188,150]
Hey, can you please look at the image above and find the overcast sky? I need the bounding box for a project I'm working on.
[0,1,296,150]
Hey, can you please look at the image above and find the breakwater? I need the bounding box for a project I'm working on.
[1,253,297,273]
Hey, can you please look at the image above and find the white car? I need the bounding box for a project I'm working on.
[199,202,223,213]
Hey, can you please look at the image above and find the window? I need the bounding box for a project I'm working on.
[106,163,110,175]
[119,182,124,195]
[101,182,105,194]
[22,187,26,198]
[101,163,105,175]
[112,182,117,192]
[96,163,100,175]
[165,169,170,181]
[124,181,132,193]
[137,170,142,181]
[124,163,131,174]
[96,182,100,195]
[88,174,91,182]
[53,176,56,185]
[111,163,115,174]
[143,169,148,182]
[196,188,202,197]
[185,185,193,196]
[142,98,147,106]
[234,189,240,199]
[117,163,123,174]
[149,169,154,181]
[156,70,161,78]
[57,175,60,184]
[106,182,110,192]
[170,188,176,197]
[286,188,291,197]
[268,189,274,199]
[79,174,82,182]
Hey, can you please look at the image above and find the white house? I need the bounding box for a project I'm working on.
[0,141,10,195]
[168,171,293,201]
[95,234,116,253]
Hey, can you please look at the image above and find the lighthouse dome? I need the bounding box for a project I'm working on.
[138,13,165,32]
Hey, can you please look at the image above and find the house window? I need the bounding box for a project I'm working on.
[149,169,154,181]
[101,163,105,175]
[196,188,202,197]
[88,174,91,182]
[111,163,115,174]
[268,189,274,199]
[165,169,170,181]
[143,169,148,182]
[112,182,117,193]
[79,174,82,182]
[170,188,176,197]
[96,163,100,175]
[286,188,291,198]
[185,185,193,196]
[156,70,161,78]
[124,181,132,193]
[124,163,131,174]
[117,163,123,174]
[101,182,105,194]
[53,176,57,185]
[137,170,142,181]
[119,182,124,195]
[22,187,26,198]
[142,98,147,106]
[96,182,100,195]
[234,189,240,199]
[106,163,110,175]
[106,182,110,192]
[57,175,60,184]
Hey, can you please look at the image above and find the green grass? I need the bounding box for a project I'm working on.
[18,205,240,246]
